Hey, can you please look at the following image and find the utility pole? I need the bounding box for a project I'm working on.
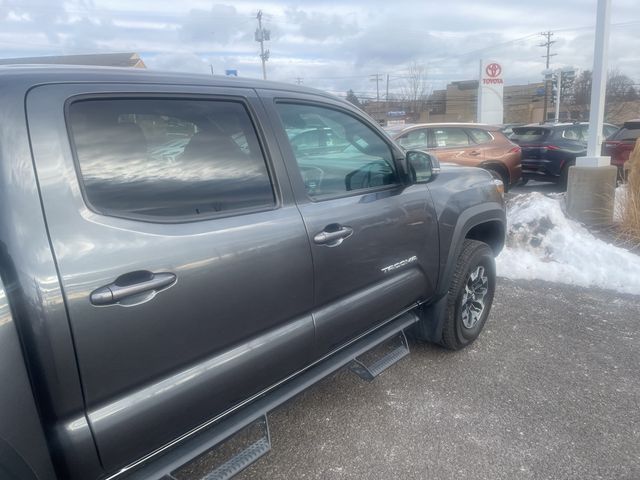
[295,77,303,85]
[370,73,383,103]
[210,65,214,75]
[386,74,390,104]
[539,31,557,122]
[255,10,270,80]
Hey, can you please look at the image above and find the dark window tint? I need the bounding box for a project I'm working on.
[397,129,428,149]
[510,127,550,143]
[276,103,397,199]
[580,124,612,140]
[603,124,618,139]
[468,128,494,144]
[431,128,470,147]
[68,98,274,221]
[613,126,640,141]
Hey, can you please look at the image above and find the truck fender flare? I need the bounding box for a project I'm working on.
[437,202,505,297]
[418,203,505,343]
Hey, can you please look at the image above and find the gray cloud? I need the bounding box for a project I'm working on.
[0,0,637,98]
[284,7,356,41]
[179,4,251,45]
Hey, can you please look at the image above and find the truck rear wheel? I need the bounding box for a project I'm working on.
[440,239,496,350]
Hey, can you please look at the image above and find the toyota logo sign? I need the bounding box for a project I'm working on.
[485,63,502,78]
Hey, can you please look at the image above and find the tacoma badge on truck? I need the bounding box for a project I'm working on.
[381,255,418,273]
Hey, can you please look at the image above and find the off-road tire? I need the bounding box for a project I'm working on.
[439,239,496,350]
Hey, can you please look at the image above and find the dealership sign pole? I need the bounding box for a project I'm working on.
[566,0,617,225]
[477,60,504,124]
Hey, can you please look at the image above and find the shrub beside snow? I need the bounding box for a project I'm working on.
[614,185,627,223]
[496,192,640,295]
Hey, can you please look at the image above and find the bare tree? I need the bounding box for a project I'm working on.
[570,69,638,121]
[401,62,430,115]
[606,69,637,102]
[570,70,592,108]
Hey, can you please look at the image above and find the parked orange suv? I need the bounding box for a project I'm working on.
[388,123,522,190]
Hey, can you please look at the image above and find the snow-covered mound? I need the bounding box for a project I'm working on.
[496,192,640,295]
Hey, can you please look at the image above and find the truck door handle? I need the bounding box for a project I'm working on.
[90,271,176,306]
[313,225,353,247]
[470,150,481,156]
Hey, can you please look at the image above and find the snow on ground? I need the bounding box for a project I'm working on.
[496,192,640,296]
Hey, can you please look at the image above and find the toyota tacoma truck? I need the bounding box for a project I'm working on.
[0,66,505,480]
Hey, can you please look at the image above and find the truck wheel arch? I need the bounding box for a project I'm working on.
[416,204,505,343]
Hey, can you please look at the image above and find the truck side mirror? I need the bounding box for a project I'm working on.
[406,150,440,183]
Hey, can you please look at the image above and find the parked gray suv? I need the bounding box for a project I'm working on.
[0,66,505,480]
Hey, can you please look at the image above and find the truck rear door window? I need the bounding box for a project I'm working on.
[68,98,275,222]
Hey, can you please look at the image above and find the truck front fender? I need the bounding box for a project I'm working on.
[436,201,505,298]
[416,202,505,343]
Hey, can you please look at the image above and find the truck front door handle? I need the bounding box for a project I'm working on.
[313,225,354,247]
[90,271,176,306]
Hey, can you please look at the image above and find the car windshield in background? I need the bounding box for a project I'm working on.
[510,127,549,143]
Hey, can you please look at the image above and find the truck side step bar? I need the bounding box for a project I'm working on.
[120,308,419,480]
[203,434,270,480]
[163,416,271,480]
[349,331,410,381]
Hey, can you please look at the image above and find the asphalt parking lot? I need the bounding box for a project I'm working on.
[232,278,640,480]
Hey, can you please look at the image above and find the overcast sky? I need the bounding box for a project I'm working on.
[1,0,639,99]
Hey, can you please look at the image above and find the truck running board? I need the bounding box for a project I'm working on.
[119,309,419,480]
[166,416,271,480]
[349,330,410,381]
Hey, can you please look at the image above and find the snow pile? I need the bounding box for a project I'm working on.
[496,192,640,295]
[614,185,627,222]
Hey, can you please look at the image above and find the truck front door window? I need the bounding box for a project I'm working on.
[275,103,398,199]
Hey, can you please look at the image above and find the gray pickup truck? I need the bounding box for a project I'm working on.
[0,66,505,480]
